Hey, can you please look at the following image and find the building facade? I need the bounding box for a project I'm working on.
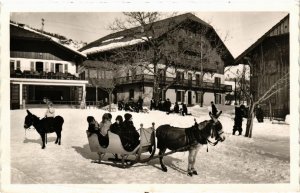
[234,15,289,117]
[10,23,88,109]
[79,13,233,106]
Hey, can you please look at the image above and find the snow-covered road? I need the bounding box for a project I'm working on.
[10,107,289,184]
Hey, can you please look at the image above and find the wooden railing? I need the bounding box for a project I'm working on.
[115,74,232,92]
[10,70,84,80]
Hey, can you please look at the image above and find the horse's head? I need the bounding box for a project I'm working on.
[194,111,225,143]
[24,110,37,129]
[209,111,225,142]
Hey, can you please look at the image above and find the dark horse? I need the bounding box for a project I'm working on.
[156,111,225,176]
[24,110,64,149]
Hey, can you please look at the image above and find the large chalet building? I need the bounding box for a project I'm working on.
[10,23,88,109]
[79,13,233,106]
[234,14,289,118]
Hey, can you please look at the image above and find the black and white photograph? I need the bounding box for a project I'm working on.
[1,0,299,192]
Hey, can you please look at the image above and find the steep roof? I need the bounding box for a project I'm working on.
[234,14,289,65]
[10,23,86,58]
[79,13,233,65]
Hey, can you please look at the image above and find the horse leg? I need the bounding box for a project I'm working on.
[190,146,200,175]
[159,148,168,172]
[58,131,61,145]
[187,149,196,176]
[40,133,46,149]
[55,131,59,144]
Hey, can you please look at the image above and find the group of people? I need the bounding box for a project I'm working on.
[88,113,140,152]
[233,103,264,135]
[150,98,191,116]
[118,97,144,113]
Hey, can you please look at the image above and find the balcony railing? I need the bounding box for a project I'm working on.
[10,70,83,80]
[115,74,232,92]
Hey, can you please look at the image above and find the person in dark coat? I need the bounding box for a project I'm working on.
[256,105,264,123]
[211,101,218,116]
[233,104,245,135]
[119,113,140,151]
[165,98,172,113]
[110,115,123,135]
[174,102,179,113]
[137,96,143,112]
[118,101,124,111]
[150,98,156,110]
[158,99,163,111]
[181,102,190,116]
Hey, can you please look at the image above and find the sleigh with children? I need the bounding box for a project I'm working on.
[86,111,225,176]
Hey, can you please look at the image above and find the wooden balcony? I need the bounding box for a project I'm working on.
[10,70,83,80]
[115,74,232,93]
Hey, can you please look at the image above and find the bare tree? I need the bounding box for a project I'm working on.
[236,54,289,138]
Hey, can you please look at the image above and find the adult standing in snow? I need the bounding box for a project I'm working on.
[181,102,190,116]
[233,104,244,135]
[137,96,143,112]
[174,102,179,113]
[150,98,156,110]
[211,101,218,116]
[165,98,171,113]
[120,113,140,151]
[255,104,264,123]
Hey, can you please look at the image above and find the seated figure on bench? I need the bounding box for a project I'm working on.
[98,113,112,148]
[118,113,140,152]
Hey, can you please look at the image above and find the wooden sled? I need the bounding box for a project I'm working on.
[86,123,156,167]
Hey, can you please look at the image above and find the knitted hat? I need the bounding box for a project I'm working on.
[124,113,132,121]
[115,115,123,123]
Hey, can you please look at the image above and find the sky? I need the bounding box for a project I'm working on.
[10,12,288,58]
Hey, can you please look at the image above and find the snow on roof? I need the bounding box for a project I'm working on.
[102,36,124,43]
[82,37,150,55]
[11,23,86,58]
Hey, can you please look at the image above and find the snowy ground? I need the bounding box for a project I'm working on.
[10,106,289,184]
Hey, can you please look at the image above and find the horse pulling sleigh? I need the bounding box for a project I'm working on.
[87,111,225,176]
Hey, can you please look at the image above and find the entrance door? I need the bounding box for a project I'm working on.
[188,91,192,105]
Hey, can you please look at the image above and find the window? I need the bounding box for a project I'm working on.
[215,77,221,87]
[196,74,200,85]
[55,63,63,73]
[129,89,134,100]
[158,69,166,82]
[16,61,21,70]
[30,61,35,71]
[188,73,192,86]
[50,63,55,72]
[176,71,184,83]
[215,94,221,104]
[176,90,185,102]
[64,64,68,73]
[10,60,15,69]
[36,62,43,72]
[45,62,49,72]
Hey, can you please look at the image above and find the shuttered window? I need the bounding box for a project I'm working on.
[30,62,34,71]
[64,64,68,73]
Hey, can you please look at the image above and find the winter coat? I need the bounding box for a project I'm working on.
[45,107,55,118]
[110,122,122,135]
[234,107,244,127]
[174,103,179,113]
[119,120,140,151]
[99,120,112,136]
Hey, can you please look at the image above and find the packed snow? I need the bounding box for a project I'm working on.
[10,105,289,184]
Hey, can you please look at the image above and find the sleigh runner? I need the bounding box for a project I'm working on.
[86,123,156,167]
